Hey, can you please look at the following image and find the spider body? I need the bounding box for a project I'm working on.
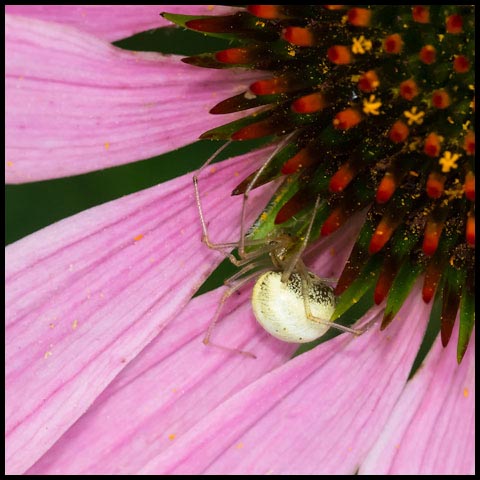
[193,142,372,357]
[252,271,335,343]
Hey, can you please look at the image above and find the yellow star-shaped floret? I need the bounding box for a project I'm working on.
[404,106,425,125]
[439,151,461,173]
[363,94,382,115]
[352,36,373,55]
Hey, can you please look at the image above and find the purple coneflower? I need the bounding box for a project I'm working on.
[5,5,474,475]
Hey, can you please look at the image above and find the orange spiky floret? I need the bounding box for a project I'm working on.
[419,45,436,64]
[389,120,409,143]
[215,48,252,64]
[281,148,316,174]
[432,89,451,109]
[250,77,290,95]
[463,131,475,155]
[426,172,447,199]
[327,45,352,65]
[374,257,398,305]
[423,220,444,256]
[464,171,475,201]
[424,132,442,157]
[291,92,326,114]
[376,173,397,204]
[333,108,361,130]
[446,14,463,34]
[399,79,419,101]
[347,8,372,27]
[274,191,308,224]
[358,70,380,93]
[369,218,396,254]
[453,55,471,73]
[422,261,443,303]
[247,5,283,19]
[283,26,314,47]
[329,163,355,193]
[466,214,475,246]
[321,207,347,237]
[231,119,278,140]
[384,34,403,54]
[412,6,430,24]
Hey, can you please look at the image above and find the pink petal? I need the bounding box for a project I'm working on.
[25,205,366,474]
[27,288,296,475]
[359,328,475,475]
[5,5,238,42]
[137,284,430,474]
[5,14,261,183]
[5,146,276,474]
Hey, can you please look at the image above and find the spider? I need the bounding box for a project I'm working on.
[193,141,373,358]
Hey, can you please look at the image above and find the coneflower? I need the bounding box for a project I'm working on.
[164,5,475,362]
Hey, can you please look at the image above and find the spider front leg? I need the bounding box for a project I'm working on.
[193,141,289,266]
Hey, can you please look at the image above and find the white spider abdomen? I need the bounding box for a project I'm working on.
[252,271,336,343]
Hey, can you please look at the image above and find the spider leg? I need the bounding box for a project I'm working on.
[238,135,293,258]
[281,194,322,284]
[203,265,272,358]
[296,262,368,336]
[193,141,285,265]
